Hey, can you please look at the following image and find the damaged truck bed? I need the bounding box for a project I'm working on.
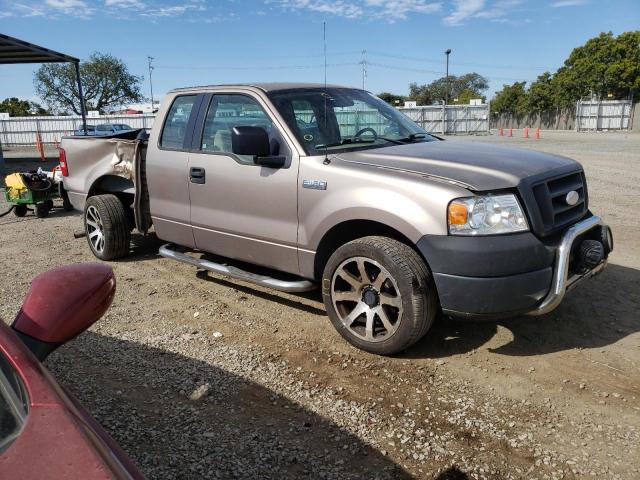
[60,129,151,233]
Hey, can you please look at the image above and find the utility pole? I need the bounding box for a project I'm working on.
[361,49,367,90]
[444,49,451,105]
[147,56,155,112]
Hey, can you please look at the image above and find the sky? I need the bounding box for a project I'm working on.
[0,0,638,106]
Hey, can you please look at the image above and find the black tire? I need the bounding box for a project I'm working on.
[14,205,28,217]
[322,236,438,355]
[84,194,131,260]
[44,199,54,210]
[35,203,49,218]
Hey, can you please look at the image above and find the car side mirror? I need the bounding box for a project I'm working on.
[231,126,286,168]
[11,263,116,361]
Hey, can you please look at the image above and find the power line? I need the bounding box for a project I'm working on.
[367,50,549,71]
[155,62,360,71]
[367,61,534,83]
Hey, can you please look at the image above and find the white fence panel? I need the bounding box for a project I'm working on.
[0,114,156,146]
[398,104,489,134]
[576,100,632,131]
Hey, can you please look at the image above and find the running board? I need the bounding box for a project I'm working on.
[158,244,316,293]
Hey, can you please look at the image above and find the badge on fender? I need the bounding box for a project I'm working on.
[302,179,327,190]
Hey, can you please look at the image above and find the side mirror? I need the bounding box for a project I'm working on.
[12,263,116,361]
[231,126,286,168]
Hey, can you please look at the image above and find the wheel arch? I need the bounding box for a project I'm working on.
[312,219,430,280]
[88,175,134,207]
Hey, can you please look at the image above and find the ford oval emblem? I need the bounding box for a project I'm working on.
[565,190,579,206]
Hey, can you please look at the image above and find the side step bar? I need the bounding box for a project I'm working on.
[159,244,316,293]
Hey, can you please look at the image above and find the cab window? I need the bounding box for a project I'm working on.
[200,94,273,164]
[160,95,197,149]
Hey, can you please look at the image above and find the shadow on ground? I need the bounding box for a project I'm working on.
[112,231,640,360]
[404,263,640,358]
[47,331,427,479]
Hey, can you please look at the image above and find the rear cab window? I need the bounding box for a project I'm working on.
[160,95,197,149]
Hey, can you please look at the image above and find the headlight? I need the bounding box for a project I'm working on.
[448,194,529,235]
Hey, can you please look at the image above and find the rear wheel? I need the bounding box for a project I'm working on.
[322,236,437,355]
[84,194,131,260]
[35,203,50,218]
[14,205,28,217]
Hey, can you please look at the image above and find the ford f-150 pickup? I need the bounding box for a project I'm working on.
[60,83,613,355]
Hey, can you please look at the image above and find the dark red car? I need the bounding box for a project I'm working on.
[0,263,144,479]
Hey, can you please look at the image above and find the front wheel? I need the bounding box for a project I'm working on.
[322,236,438,355]
[84,194,131,260]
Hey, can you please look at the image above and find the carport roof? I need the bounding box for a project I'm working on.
[0,33,79,64]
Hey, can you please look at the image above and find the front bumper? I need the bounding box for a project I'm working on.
[417,216,610,319]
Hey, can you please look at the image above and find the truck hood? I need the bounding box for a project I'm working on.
[335,140,581,191]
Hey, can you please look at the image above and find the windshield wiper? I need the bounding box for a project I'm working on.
[315,138,376,149]
[315,133,429,149]
[393,133,429,143]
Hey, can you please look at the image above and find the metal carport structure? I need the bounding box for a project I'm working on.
[0,33,87,175]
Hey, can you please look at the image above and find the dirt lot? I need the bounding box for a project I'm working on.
[1,131,639,479]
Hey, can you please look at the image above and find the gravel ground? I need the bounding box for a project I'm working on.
[1,131,639,479]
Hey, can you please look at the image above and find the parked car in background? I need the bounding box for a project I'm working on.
[0,263,145,479]
[72,124,97,136]
[60,83,612,355]
[73,124,134,136]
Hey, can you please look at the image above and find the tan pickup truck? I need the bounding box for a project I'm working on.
[60,83,613,355]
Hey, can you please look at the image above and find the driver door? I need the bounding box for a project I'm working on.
[187,93,300,275]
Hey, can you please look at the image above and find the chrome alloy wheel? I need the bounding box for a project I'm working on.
[331,256,403,342]
[86,205,105,254]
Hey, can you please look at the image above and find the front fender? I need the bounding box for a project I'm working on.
[300,186,441,250]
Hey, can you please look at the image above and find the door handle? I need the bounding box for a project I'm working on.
[190,167,205,184]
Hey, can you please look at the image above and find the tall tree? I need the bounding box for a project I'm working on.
[0,97,48,116]
[526,72,556,112]
[552,31,640,106]
[34,53,143,115]
[491,82,528,116]
[409,73,488,105]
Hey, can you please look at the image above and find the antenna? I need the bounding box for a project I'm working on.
[323,22,327,88]
[322,21,329,164]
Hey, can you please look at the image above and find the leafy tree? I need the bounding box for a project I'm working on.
[451,88,485,105]
[0,97,49,116]
[491,82,528,116]
[526,72,556,112]
[409,73,488,105]
[34,53,143,115]
[552,31,640,106]
[377,92,407,106]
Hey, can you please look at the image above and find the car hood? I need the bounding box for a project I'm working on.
[335,140,581,191]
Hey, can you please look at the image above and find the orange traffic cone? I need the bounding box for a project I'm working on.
[523,127,529,139]
[498,128,504,136]
[508,128,513,137]
[535,128,540,140]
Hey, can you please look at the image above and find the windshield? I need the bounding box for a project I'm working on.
[268,88,435,156]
